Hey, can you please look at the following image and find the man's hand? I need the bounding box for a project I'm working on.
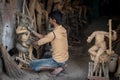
[33,41,38,45]
[32,41,39,48]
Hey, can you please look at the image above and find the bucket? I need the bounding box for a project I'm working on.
[108,53,118,72]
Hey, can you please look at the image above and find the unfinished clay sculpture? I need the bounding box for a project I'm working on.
[87,30,117,71]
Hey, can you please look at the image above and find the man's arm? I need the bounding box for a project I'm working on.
[34,32,55,46]
[32,31,44,38]
[27,26,44,38]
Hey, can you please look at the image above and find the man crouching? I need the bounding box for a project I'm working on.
[28,10,69,76]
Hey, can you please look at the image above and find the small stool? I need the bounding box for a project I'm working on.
[88,61,109,80]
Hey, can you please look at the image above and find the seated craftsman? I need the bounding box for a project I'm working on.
[28,10,69,76]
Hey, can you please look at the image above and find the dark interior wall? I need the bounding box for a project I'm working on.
[99,0,120,17]
[99,0,111,16]
[27,0,120,19]
[111,0,120,16]
[70,0,120,18]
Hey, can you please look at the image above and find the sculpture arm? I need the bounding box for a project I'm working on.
[103,32,109,38]
[104,30,117,40]
[87,32,96,43]
[16,26,28,34]
[112,30,117,41]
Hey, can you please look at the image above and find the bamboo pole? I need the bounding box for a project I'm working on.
[108,19,112,54]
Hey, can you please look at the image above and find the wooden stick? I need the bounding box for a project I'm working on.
[17,12,32,21]
[88,62,91,76]
[106,63,109,78]
[22,0,26,14]
[26,4,32,20]
[102,62,106,77]
[29,0,37,18]
[33,12,37,31]
[91,62,94,76]
[99,64,102,77]
[109,19,112,54]
[95,65,98,76]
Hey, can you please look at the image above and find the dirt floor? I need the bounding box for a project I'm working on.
[2,17,120,80]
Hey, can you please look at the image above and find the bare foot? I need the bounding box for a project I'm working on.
[51,67,63,75]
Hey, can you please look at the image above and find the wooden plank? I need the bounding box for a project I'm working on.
[88,76,109,80]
